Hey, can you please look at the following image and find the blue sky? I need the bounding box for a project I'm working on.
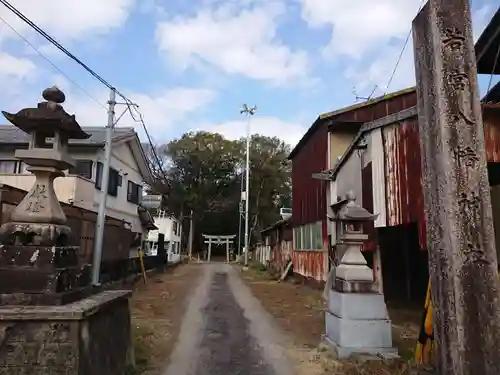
[0,0,498,147]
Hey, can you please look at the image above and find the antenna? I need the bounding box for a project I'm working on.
[352,85,378,101]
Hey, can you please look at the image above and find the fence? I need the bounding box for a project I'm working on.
[99,254,168,283]
[0,184,133,261]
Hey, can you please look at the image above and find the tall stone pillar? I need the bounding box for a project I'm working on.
[0,87,132,375]
[413,1,500,374]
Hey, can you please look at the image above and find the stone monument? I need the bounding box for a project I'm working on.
[413,0,500,373]
[324,191,396,358]
[0,87,132,374]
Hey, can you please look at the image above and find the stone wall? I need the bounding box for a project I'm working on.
[0,290,131,375]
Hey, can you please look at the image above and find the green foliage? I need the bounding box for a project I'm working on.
[148,131,292,251]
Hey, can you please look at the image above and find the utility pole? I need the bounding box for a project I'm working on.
[240,104,256,267]
[188,209,194,259]
[91,88,116,285]
[237,170,244,257]
[91,88,136,285]
[413,1,500,373]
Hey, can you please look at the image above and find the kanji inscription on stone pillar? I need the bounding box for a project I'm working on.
[413,1,500,374]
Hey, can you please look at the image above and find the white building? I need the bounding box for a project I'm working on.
[141,195,182,263]
[0,125,156,246]
[145,209,182,263]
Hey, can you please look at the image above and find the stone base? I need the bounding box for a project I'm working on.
[0,245,91,302]
[0,290,132,375]
[323,336,398,359]
[325,289,397,359]
[334,278,378,293]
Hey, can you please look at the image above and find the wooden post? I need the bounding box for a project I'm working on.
[413,1,500,373]
[226,239,230,263]
[207,241,212,262]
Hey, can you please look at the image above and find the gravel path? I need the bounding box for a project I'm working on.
[163,264,295,375]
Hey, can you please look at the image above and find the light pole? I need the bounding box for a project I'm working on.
[240,104,256,267]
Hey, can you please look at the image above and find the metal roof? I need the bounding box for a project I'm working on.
[0,125,136,146]
[288,87,416,160]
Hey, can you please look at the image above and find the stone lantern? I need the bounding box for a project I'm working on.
[334,190,378,286]
[0,86,90,246]
[325,191,396,358]
[0,87,132,375]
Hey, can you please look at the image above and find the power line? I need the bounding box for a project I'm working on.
[0,13,106,110]
[0,0,168,184]
[383,0,426,95]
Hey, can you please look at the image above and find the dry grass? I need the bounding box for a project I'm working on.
[239,263,426,375]
[128,263,203,375]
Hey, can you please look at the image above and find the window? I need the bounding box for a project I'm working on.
[303,224,312,249]
[293,222,323,250]
[293,227,302,250]
[95,162,121,197]
[95,162,103,189]
[173,221,178,236]
[127,181,142,204]
[108,168,120,197]
[17,162,28,174]
[0,160,17,173]
[312,221,323,249]
[69,160,93,179]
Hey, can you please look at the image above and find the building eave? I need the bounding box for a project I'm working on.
[288,86,417,160]
[330,106,418,181]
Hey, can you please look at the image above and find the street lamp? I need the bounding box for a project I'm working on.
[240,104,256,267]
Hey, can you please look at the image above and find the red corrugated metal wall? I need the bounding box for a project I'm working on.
[292,251,326,281]
[290,90,418,279]
[483,106,500,162]
[377,106,500,251]
[291,91,418,228]
[291,122,328,227]
[383,117,426,249]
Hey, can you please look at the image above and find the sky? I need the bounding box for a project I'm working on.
[0,0,498,148]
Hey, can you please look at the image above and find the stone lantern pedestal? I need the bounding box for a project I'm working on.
[325,191,397,358]
[0,87,132,375]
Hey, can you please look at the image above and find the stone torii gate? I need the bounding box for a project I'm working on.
[202,234,236,262]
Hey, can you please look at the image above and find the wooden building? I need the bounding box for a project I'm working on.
[288,88,417,283]
[257,217,293,271]
[288,6,500,294]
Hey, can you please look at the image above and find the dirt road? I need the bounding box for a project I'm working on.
[163,263,296,375]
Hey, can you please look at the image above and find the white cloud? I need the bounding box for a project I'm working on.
[0,52,36,78]
[0,0,135,44]
[201,115,307,147]
[338,2,496,94]
[301,0,422,59]
[155,1,310,85]
[64,88,217,143]
[1,73,217,143]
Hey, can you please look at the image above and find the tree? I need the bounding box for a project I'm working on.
[147,131,291,253]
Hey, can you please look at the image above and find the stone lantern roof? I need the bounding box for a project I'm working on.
[1,86,90,139]
[330,191,379,222]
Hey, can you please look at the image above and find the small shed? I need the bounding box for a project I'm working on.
[258,217,293,270]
